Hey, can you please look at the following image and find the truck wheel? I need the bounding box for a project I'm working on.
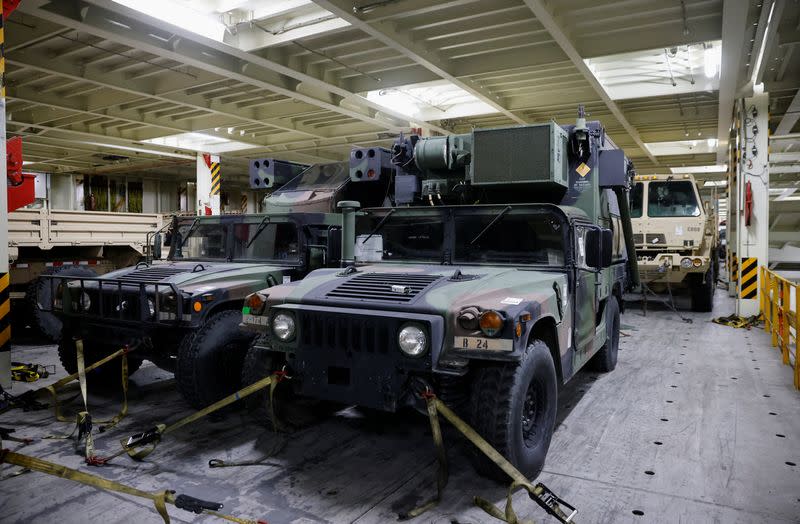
[690,270,714,312]
[175,310,256,409]
[27,266,97,342]
[58,336,142,388]
[241,339,290,429]
[590,296,620,372]
[467,339,558,482]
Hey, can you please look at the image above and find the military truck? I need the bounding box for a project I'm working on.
[42,161,390,408]
[630,173,719,311]
[240,109,639,481]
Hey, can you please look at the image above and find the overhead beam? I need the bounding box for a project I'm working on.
[716,0,750,163]
[775,88,800,135]
[521,0,657,164]
[312,0,526,125]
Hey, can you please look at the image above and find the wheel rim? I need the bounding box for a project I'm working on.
[521,376,547,448]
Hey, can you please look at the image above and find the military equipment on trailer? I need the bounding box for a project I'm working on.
[630,173,719,311]
[241,108,638,481]
[41,161,387,408]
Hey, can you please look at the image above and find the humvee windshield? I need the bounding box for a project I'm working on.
[279,162,349,192]
[354,207,565,266]
[171,217,299,262]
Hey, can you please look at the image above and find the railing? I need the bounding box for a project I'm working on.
[760,266,799,390]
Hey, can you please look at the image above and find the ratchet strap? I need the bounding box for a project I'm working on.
[91,371,288,465]
[0,448,266,524]
[712,314,762,330]
[404,390,577,524]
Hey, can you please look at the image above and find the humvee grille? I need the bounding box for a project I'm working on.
[326,273,441,303]
[122,266,191,283]
[298,310,395,354]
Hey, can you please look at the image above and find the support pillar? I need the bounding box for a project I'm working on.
[196,153,221,215]
[0,8,10,389]
[735,92,770,316]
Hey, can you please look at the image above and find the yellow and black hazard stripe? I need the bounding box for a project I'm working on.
[740,257,758,299]
[0,273,9,359]
[210,162,221,196]
[240,193,247,213]
[731,254,739,282]
[1,7,5,99]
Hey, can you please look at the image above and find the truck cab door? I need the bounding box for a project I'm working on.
[573,225,598,358]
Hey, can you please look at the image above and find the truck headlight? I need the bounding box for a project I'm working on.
[680,257,693,269]
[272,312,296,341]
[79,292,92,311]
[398,323,427,357]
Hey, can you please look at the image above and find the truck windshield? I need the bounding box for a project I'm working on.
[170,218,299,262]
[279,162,349,191]
[355,212,444,263]
[453,211,565,265]
[630,182,643,218]
[648,181,700,217]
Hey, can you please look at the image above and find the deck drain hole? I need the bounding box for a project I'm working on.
[674,371,681,374]
[653,441,663,445]
[666,400,674,403]
[632,510,645,516]
[680,353,685,356]
[678,362,684,365]
[763,394,771,398]
[769,412,778,416]
[731,377,738,380]
[669,385,677,388]
[786,462,796,467]
[660,418,669,422]
[776,434,786,438]
[752,359,757,362]
[755,367,760,370]
[644,470,655,475]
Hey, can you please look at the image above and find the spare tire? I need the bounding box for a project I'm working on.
[27,266,98,342]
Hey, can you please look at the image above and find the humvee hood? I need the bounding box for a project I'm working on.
[270,264,563,317]
[100,261,292,288]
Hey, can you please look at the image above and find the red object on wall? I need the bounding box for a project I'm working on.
[744,181,753,227]
[202,153,212,169]
[3,0,22,17]
[7,136,37,212]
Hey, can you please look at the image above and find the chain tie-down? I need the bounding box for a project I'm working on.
[90,371,288,466]
[403,389,577,524]
[0,447,267,524]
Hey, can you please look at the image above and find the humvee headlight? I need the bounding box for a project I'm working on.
[398,324,427,357]
[680,257,693,269]
[479,310,504,337]
[79,292,92,311]
[272,312,296,341]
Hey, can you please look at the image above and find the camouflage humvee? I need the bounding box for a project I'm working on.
[42,161,388,407]
[630,173,719,311]
[240,109,639,481]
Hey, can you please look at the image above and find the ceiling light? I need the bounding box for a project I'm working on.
[670,165,728,174]
[703,180,727,187]
[112,0,226,42]
[707,138,718,148]
[143,132,257,154]
[365,80,497,121]
[704,43,720,78]
[79,141,195,159]
[751,1,777,83]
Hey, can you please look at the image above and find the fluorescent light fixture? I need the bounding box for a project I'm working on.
[703,180,727,187]
[670,165,728,174]
[751,1,777,85]
[645,140,717,156]
[706,138,718,148]
[773,188,797,201]
[112,0,227,42]
[22,160,34,165]
[704,43,720,78]
[366,80,498,121]
[143,132,256,154]
[80,141,195,159]
[775,195,800,201]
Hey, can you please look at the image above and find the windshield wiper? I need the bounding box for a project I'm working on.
[246,215,271,249]
[469,205,512,246]
[179,218,200,248]
[361,208,396,244]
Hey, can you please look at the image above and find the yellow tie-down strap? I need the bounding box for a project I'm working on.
[403,391,578,524]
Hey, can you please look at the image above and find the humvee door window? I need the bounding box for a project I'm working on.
[454,213,564,265]
[356,214,444,262]
[174,223,229,260]
[630,182,643,218]
[233,222,299,261]
[647,181,701,217]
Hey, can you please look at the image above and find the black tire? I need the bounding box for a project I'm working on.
[591,296,620,372]
[241,338,290,429]
[467,340,558,482]
[175,310,256,409]
[690,269,714,312]
[27,266,97,341]
[58,336,142,389]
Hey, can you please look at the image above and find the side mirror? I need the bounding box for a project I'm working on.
[585,228,613,269]
[152,232,162,260]
[327,227,342,266]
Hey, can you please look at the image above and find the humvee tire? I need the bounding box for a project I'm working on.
[690,269,714,312]
[28,266,97,342]
[591,296,620,372]
[176,310,255,409]
[467,339,558,482]
[58,336,142,388]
